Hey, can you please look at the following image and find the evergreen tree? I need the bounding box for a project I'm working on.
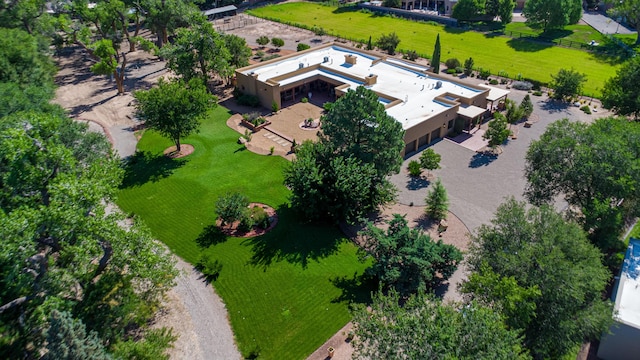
[425,178,448,220]
[367,35,373,50]
[484,113,510,150]
[360,214,461,295]
[431,34,441,74]
[45,311,110,360]
[519,94,534,119]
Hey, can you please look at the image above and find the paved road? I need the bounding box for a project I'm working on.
[582,11,636,35]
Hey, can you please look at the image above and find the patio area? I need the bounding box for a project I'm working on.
[226,101,325,160]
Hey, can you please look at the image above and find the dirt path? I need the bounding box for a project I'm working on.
[53,40,241,359]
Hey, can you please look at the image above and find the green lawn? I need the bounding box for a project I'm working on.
[116,106,373,359]
[248,3,622,96]
[504,22,608,45]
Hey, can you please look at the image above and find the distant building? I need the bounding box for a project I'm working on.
[598,238,640,360]
[235,43,508,156]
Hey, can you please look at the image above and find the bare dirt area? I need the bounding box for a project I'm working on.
[53,36,241,359]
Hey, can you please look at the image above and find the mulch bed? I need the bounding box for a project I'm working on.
[163,144,195,158]
[215,203,278,238]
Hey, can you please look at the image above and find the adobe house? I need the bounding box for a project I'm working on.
[235,43,507,156]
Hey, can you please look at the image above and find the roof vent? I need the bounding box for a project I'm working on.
[323,56,329,63]
[435,81,442,89]
[298,63,304,69]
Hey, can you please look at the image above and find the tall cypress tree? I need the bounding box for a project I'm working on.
[431,34,441,74]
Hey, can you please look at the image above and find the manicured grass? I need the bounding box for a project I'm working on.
[504,22,609,45]
[248,3,622,96]
[625,220,640,243]
[116,106,373,359]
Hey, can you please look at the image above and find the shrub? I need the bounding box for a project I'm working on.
[524,78,542,90]
[216,192,249,225]
[237,94,260,107]
[297,43,310,51]
[242,112,266,126]
[580,105,592,114]
[256,36,269,47]
[489,79,499,85]
[532,90,543,96]
[249,206,270,229]
[238,212,253,233]
[445,58,461,69]
[271,37,285,49]
[197,253,223,280]
[271,101,279,113]
[425,179,448,221]
[446,68,457,75]
[455,66,464,74]
[479,68,491,79]
[269,146,274,155]
[301,97,308,103]
[255,50,265,59]
[408,160,422,176]
[512,81,534,91]
[403,50,419,61]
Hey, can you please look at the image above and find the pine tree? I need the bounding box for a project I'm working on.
[425,178,448,220]
[431,34,441,74]
[45,311,110,360]
[367,35,373,50]
[519,94,534,119]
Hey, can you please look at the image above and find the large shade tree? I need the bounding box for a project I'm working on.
[524,117,640,253]
[351,288,530,360]
[285,86,404,223]
[160,22,232,84]
[523,0,581,30]
[602,56,640,119]
[319,85,405,178]
[465,198,613,359]
[134,78,216,152]
[0,112,178,357]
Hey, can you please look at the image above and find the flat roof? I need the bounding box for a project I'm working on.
[458,104,486,119]
[202,5,237,16]
[478,84,510,102]
[613,238,640,328]
[240,45,486,130]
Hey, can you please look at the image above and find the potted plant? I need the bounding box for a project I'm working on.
[327,346,335,358]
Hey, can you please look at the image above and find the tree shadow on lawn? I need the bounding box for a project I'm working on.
[243,205,343,270]
[506,38,553,52]
[195,224,228,248]
[120,151,188,188]
[330,271,377,305]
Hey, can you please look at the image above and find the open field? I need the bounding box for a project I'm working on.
[116,106,372,359]
[248,3,621,96]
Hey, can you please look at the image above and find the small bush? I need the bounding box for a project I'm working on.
[532,90,543,96]
[580,105,592,114]
[512,81,534,91]
[445,58,461,69]
[237,94,260,107]
[301,97,309,103]
[249,206,270,229]
[524,78,542,90]
[403,50,419,61]
[242,112,266,126]
[271,101,279,113]
[238,212,253,233]
[297,43,310,51]
[197,253,223,280]
[408,160,421,177]
[479,69,491,80]
[269,146,274,155]
[455,66,464,74]
[216,192,249,225]
[255,50,265,58]
[446,68,457,75]
[256,36,269,47]
[489,79,499,85]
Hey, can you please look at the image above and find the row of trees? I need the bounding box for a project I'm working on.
[452,0,514,25]
[0,27,178,358]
